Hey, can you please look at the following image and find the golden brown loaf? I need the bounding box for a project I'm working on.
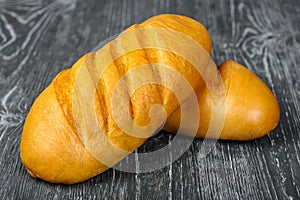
[20,14,280,184]
[165,60,280,140]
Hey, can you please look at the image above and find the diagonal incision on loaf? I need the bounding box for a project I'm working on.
[57,17,210,151]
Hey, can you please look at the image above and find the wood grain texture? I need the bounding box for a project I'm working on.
[0,0,299,199]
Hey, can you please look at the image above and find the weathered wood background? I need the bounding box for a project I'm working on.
[0,0,299,199]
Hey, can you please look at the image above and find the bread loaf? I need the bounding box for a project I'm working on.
[20,14,280,184]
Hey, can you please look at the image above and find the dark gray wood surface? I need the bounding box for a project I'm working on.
[0,0,299,199]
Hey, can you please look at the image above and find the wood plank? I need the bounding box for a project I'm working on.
[0,0,299,199]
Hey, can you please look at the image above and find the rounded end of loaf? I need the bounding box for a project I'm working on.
[217,60,280,140]
[165,60,280,141]
[141,13,212,54]
[20,83,107,184]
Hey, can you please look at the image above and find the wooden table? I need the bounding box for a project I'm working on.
[0,0,299,199]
